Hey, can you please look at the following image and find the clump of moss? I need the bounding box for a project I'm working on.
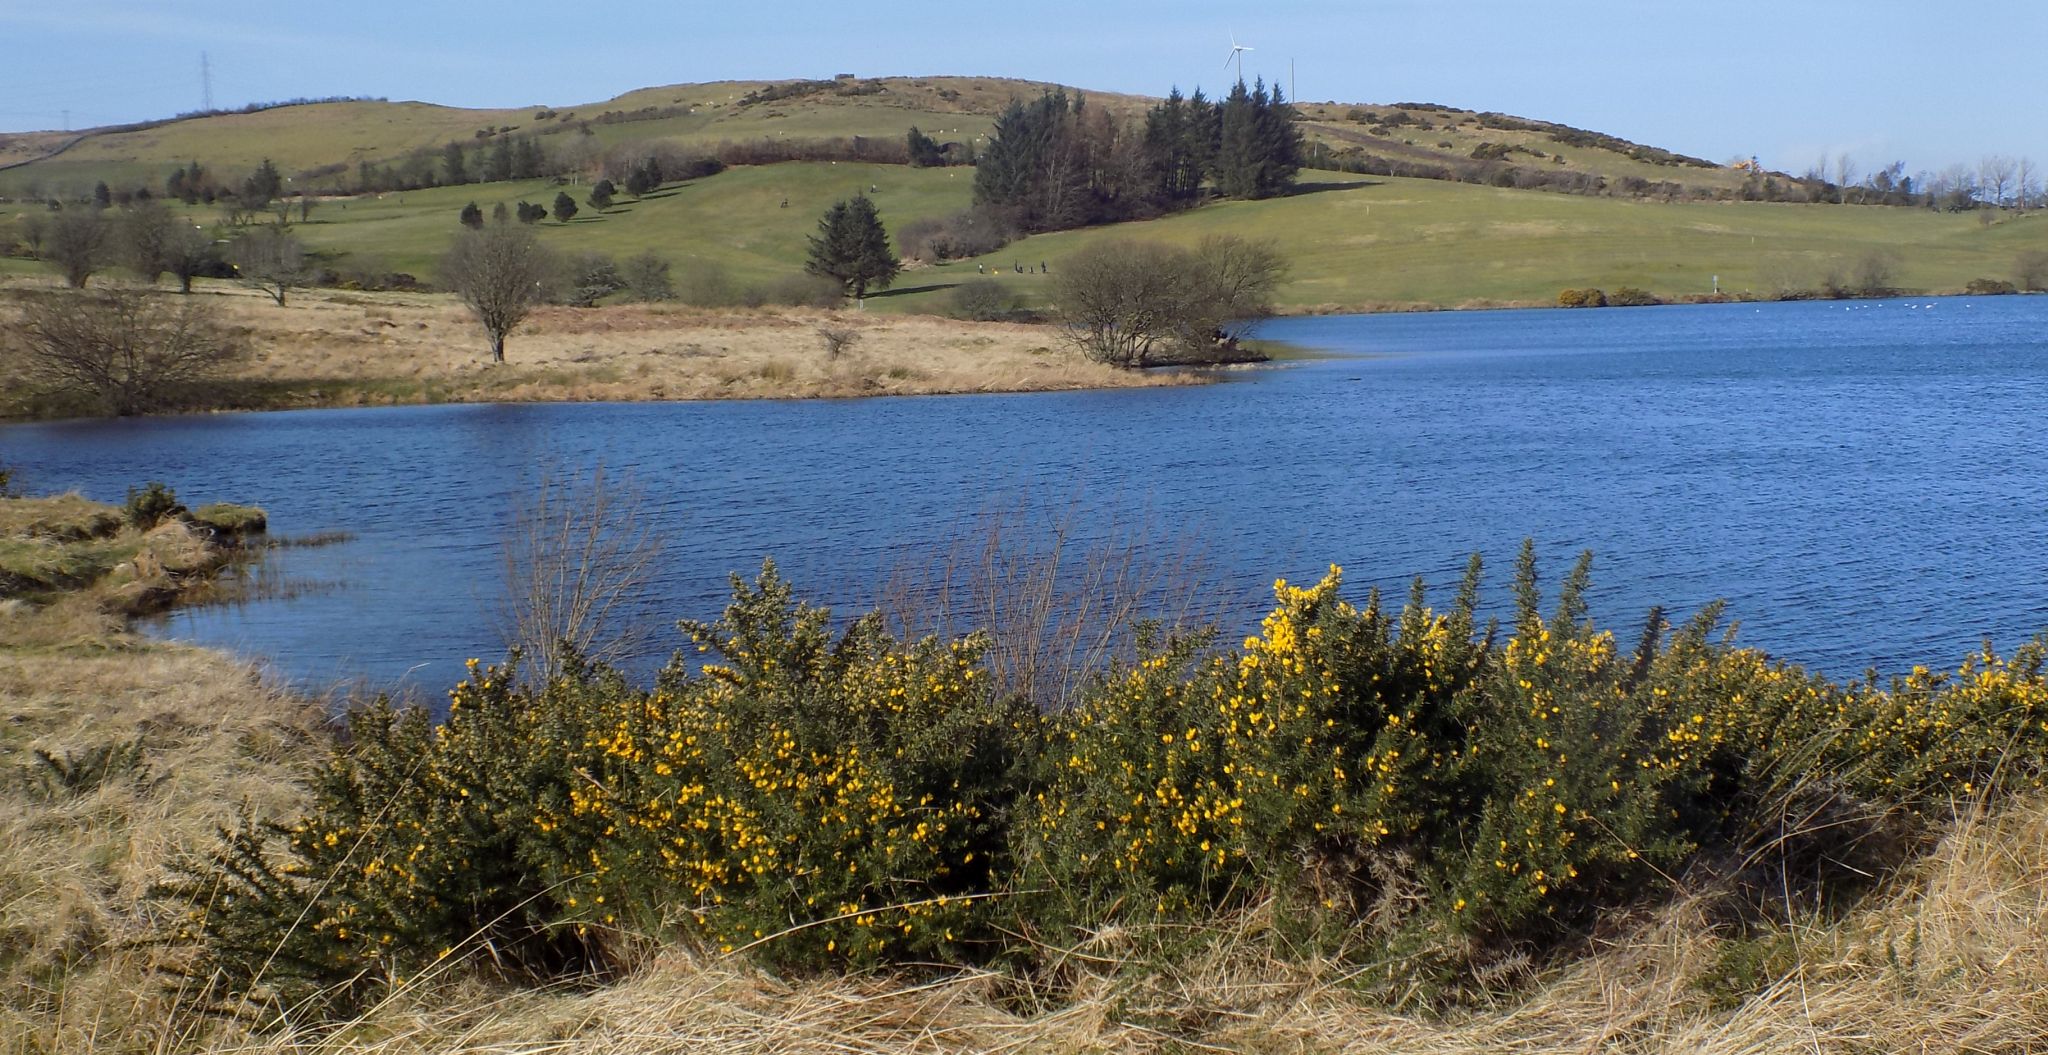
[190,503,269,536]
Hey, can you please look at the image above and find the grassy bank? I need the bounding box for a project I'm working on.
[0,490,327,1052]
[7,489,2048,1051]
[0,281,1200,421]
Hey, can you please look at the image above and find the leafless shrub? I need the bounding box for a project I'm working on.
[816,325,861,358]
[495,467,665,685]
[897,206,1015,263]
[1851,249,1900,294]
[228,226,311,306]
[948,279,1018,321]
[2016,249,2048,292]
[875,496,1230,710]
[3,287,245,416]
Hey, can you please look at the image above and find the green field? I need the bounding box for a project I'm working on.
[265,162,975,287]
[976,172,2048,309]
[203,163,2045,314]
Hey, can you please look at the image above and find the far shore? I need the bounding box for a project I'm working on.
[0,279,1210,421]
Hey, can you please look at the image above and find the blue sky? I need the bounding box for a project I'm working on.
[4,1,2042,176]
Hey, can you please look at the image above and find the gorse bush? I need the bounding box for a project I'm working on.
[1017,548,1737,967]
[166,563,1032,1014]
[569,565,1031,969]
[124,481,182,529]
[164,550,2048,1018]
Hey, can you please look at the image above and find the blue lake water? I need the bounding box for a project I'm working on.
[6,296,2046,695]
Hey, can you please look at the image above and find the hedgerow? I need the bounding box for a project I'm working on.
[161,550,2048,1018]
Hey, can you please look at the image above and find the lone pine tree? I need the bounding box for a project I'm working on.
[804,193,900,302]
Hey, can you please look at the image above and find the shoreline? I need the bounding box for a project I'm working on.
[0,282,1211,423]
[1273,286,2045,317]
[7,277,2033,424]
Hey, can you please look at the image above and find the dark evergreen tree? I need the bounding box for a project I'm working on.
[1258,81,1305,194]
[443,143,470,186]
[92,182,113,209]
[1212,80,1302,200]
[485,136,515,183]
[491,202,511,224]
[513,136,546,180]
[171,161,206,205]
[906,126,946,167]
[459,201,484,228]
[973,91,1093,232]
[242,158,283,205]
[804,193,900,301]
[1142,88,1214,207]
[516,201,548,224]
[624,159,661,198]
[588,179,615,212]
[551,191,579,224]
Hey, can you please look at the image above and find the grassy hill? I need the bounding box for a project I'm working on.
[2,75,1757,206]
[0,77,1149,201]
[3,75,2045,313]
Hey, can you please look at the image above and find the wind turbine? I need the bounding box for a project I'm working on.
[1224,33,1253,83]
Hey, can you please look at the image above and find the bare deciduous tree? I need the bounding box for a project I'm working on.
[119,199,177,284]
[43,209,109,288]
[1053,239,1188,367]
[495,467,665,685]
[1979,155,2018,208]
[1053,235,1287,367]
[163,224,215,294]
[1190,235,1287,343]
[229,226,310,305]
[4,288,245,415]
[442,223,557,363]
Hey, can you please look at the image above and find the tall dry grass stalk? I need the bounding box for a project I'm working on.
[494,466,664,685]
[875,496,1231,710]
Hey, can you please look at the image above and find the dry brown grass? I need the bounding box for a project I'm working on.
[0,495,122,542]
[23,792,2016,1055]
[0,628,328,1054]
[129,284,1197,410]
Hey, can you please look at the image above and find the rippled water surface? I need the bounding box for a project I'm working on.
[7,296,2046,693]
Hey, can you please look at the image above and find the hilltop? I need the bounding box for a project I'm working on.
[0,77,1151,199]
[0,75,1762,204]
